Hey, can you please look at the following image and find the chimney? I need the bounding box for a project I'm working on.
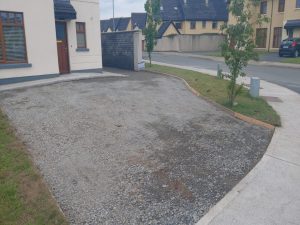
[205,0,209,7]
[184,0,187,4]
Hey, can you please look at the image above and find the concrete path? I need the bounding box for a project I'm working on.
[0,71,127,92]
[155,51,300,69]
[147,52,300,94]
[151,61,300,225]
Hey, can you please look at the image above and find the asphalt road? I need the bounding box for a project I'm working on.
[147,52,300,94]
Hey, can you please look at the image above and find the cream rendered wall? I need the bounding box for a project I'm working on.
[0,0,59,79]
[181,21,225,34]
[67,0,102,71]
[283,0,300,39]
[163,24,179,36]
[254,0,285,51]
[229,0,286,51]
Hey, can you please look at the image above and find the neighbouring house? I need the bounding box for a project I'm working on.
[229,0,300,51]
[131,13,147,30]
[157,21,181,38]
[0,0,102,84]
[100,17,131,32]
[159,0,228,35]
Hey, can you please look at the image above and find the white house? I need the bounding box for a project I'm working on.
[0,0,102,84]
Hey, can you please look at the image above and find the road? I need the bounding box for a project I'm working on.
[146,52,300,94]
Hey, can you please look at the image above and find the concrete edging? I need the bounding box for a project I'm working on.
[146,69,275,130]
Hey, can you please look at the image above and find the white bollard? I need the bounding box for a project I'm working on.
[250,77,260,98]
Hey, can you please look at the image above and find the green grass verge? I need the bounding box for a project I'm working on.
[0,111,68,225]
[282,57,300,64]
[146,63,281,127]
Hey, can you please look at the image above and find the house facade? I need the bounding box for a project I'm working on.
[159,0,228,35]
[229,0,300,51]
[0,0,102,84]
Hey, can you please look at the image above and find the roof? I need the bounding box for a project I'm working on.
[116,17,131,31]
[131,13,147,30]
[160,0,228,21]
[157,21,180,38]
[54,0,77,20]
[100,17,130,32]
[100,20,111,32]
[284,20,300,29]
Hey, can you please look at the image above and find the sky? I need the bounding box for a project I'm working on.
[100,0,146,19]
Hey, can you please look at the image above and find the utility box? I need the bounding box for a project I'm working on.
[250,77,260,98]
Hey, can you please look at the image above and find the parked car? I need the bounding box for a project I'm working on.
[279,38,300,57]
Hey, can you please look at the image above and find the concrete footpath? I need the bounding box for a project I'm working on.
[0,71,127,92]
[152,61,300,225]
[155,51,300,69]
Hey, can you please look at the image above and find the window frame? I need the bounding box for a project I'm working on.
[256,28,268,48]
[174,22,182,30]
[273,27,282,48]
[212,21,218,30]
[278,0,285,12]
[260,1,268,15]
[76,22,87,49]
[190,21,196,30]
[0,11,28,64]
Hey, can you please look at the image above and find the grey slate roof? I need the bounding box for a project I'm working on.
[157,21,180,38]
[131,13,147,30]
[100,17,130,32]
[160,0,228,21]
[284,20,300,29]
[54,0,77,20]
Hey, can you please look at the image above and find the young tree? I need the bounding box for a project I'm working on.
[144,0,161,66]
[221,0,268,107]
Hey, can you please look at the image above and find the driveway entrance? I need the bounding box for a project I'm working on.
[0,70,272,225]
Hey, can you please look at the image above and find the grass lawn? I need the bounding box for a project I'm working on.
[0,111,68,225]
[282,57,300,64]
[146,63,281,127]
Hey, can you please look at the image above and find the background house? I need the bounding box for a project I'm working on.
[229,0,300,51]
[0,0,102,84]
[100,17,131,32]
[159,0,228,35]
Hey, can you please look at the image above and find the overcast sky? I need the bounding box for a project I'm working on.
[100,0,146,19]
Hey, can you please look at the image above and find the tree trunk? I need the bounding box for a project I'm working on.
[148,51,152,66]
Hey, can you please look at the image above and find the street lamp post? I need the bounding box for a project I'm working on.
[112,0,115,31]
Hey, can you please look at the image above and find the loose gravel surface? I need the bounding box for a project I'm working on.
[0,69,273,225]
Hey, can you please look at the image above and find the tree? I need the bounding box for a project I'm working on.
[144,0,161,66]
[221,0,268,107]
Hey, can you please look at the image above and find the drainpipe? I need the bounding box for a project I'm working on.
[267,0,274,52]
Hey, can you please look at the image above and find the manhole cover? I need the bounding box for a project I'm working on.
[262,96,283,102]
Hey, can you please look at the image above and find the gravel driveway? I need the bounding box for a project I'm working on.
[0,70,272,225]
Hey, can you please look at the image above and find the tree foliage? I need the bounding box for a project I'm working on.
[144,0,161,66]
[221,0,268,107]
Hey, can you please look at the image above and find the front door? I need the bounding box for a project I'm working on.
[56,21,70,74]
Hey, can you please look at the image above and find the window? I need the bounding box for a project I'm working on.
[278,0,285,12]
[273,27,282,48]
[202,21,206,28]
[212,21,218,29]
[260,1,267,14]
[190,21,196,30]
[0,11,27,64]
[174,22,182,29]
[297,0,300,8]
[76,22,87,49]
[256,28,268,48]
